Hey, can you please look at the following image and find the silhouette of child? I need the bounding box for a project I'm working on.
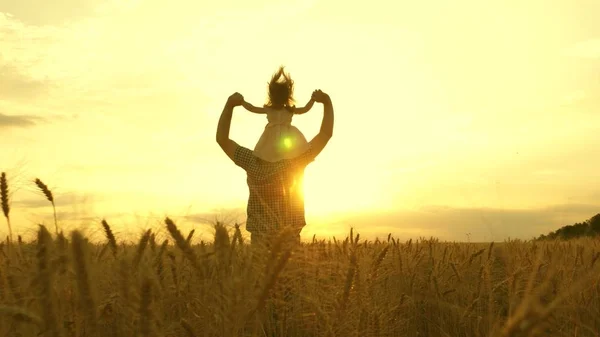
[242,66,315,162]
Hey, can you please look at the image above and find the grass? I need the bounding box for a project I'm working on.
[1,173,600,336]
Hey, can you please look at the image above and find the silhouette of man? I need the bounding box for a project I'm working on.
[216,90,334,246]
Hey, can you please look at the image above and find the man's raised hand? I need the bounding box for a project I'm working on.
[311,89,330,103]
[227,92,244,107]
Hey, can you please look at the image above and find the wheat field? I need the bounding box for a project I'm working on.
[2,175,600,337]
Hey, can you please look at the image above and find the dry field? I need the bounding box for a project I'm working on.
[1,175,600,337]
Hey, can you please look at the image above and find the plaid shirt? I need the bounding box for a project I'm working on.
[234,145,315,234]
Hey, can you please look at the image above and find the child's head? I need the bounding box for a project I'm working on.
[265,66,295,109]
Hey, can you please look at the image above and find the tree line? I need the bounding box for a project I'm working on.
[538,213,600,240]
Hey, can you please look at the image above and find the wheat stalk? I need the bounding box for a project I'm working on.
[165,217,201,271]
[101,219,117,257]
[139,276,154,337]
[36,225,60,337]
[133,229,151,269]
[71,231,97,334]
[34,178,58,235]
[214,222,231,264]
[154,239,168,285]
[371,245,389,283]
[185,229,195,245]
[149,232,156,251]
[251,249,292,318]
[339,250,357,314]
[1,172,12,244]
[230,224,244,258]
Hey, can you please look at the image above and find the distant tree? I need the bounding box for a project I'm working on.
[561,225,575,239]
[588,213,600,234]
[537,213,600,240]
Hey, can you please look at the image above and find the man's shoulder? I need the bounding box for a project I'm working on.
[235,146,287,179]
[233,145,257,169]
[234,144,253,157]
[289,144,316,167]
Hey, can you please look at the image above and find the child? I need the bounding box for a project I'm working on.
[242,66,315,162]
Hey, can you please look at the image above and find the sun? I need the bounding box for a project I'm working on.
[301,165,389,217]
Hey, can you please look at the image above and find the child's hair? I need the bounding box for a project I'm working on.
[264,66,295,112]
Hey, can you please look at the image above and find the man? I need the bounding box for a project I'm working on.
[216,89,334,246]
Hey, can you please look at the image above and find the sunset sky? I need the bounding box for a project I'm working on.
[1,0,599,242]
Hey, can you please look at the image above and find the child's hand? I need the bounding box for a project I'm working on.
[312,89,329,103]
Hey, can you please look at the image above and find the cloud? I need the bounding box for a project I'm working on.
[0,113,42,128]
[12,191,98,209]
[0,1,99,26]
[0,64,51,100]
[304,203,600,242]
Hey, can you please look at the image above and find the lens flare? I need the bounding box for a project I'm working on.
[283,137,293,149]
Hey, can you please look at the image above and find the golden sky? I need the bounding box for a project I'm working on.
[1,0,599,241]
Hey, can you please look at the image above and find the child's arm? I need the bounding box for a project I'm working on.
[242,101,268,114]
[294,98,315,115]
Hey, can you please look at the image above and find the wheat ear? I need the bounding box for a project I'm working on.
[34,178,58,235]
[165,217,201,271]
[1,172,12,244]
[101,219,117,257]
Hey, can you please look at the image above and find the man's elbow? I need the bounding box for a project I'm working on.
[216,134,226,146]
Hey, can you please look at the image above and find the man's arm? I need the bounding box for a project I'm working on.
[308,90,334,158]
[216,93,243,161]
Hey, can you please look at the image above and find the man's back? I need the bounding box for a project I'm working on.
[234,145,315,235]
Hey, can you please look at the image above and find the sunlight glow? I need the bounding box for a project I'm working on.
[2,0,599,241]
[283,138,293,149]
